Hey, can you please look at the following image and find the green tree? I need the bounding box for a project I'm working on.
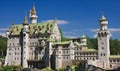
[0,35,7,58]
[110,39,120,55]
[59,28,70,41]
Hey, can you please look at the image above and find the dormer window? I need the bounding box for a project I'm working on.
[33,26,35,29]
[13,26,15,28]
[47,27,49,30]
[16,26,18,28]
[38,26,41,29]
[39,28,42,31]
[50,25,53,27]
[47,24,49,27]
[17,29,19,31]
[42,26,44,28]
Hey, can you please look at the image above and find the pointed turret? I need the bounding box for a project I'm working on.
[23,15,28,25]
[23,15,29,33]
[80,34,87,49]
[81,33,86,39]
[31,5,36,15]
[81,34,87,44]
[97,14,110,69]
[99,14,108,31]
[99,15,107,22]
[29,5,38,24]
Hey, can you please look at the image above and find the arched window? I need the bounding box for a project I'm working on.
[101,32,104,37]
[110,64,112,68]
[104,53,105,56]
[98,33,101,37]
[104,32,107,37]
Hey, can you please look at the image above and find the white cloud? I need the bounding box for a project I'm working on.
[0,28,7,37]
[63,31,78,38]
[0,28,7,31]
[93,34,97,38]
[0,32,6,37]
[90,29,99,32]
[42,19,68,25]
[109,28,120,32]
[90,28,120,32]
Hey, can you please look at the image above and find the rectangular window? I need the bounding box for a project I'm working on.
[15,52,16,55]
[17,43,19,45]
[9,53,11,55]
[63,51,65,54]
[66,57,68,59]
[59,51,61,53]
[13,43,15,46]
[67,51,68,54]
[9,48,11,50]
[9,43,11,46]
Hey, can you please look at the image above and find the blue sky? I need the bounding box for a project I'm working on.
[0,0,120,39]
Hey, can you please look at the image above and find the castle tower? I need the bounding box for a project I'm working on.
[29,5,38,24]
[81,34,87,49]
[22,15,30,68]
[97,14,110,69]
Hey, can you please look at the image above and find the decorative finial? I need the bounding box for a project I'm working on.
[81,33,86,38]
[33,1,35,7]
[31,2,36,15]
[102,11,104,17]
[33,2,35,9]
[100,12,107,21]
[11,21,15,26]
[53,18,57,23]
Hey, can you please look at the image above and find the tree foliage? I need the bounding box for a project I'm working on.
[110,39,120,55]
[59,28,70,42]
[0,65,22,71]
[86,37,98,50]
[0,35,7,58]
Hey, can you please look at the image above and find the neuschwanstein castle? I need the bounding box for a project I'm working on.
[5,5,120,70]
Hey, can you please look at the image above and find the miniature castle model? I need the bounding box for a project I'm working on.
[5,5,120,70]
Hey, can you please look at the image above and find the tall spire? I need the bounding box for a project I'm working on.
[31,3,36,15]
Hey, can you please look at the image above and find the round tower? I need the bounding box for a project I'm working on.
[23,15,29,32]
[97,14,110,69]
[22,15,30,68]
[81,34,87,49]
